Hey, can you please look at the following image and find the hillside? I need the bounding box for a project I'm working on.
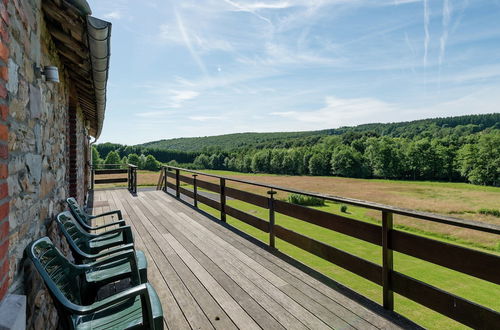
[135,113,500,152]
[138,131,326,152]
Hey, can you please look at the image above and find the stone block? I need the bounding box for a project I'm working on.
[25,153,42,184]
[28,84,41,119]
[0,294,25,330]
[6,59,18,95]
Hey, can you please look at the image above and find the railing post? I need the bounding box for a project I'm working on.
[91,165,94,190]
[268,190,277,249]
[127,165,131,191]
[133,167,137,194]
[193,174,198,207]
[175,169,180,198]
[220,178,226,222]
[382,211,394,311]
[163,167,167,192]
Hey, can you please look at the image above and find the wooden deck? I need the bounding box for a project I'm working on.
[90,188,415,330]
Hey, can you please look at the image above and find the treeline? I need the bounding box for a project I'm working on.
[94,143,199,164]
[189,130,499,186]
[94,114,500,186]
[92,148,163,171]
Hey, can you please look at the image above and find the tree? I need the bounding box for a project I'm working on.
[209,153,225,169]
[143,154,161,171]
[331,145,365,178]
[121,156,128,165]
[457,132,500,186]
[364,137,404,179]
[308,152,330,176]
[251,150,271,173]
[91,147,101,166]
[282,151,297,174]
[138,154,147,169]
[127,153,140,167]
[104,151,121,168]
[193,154,210,169]
[270,150,285,173]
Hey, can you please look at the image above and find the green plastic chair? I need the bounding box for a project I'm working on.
[56,211,148,282]
[66,197,126,232]
[26,237,163,330]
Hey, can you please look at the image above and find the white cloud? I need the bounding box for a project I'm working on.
[103,11,122,20]
[171,90,200,105]
[431,64,500,84]
[271,89,500,130]
[140,86,200,111]
[271,96,399,127]
[188,115,224,121]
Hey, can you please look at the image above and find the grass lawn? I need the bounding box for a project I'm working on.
[94,168,500,328]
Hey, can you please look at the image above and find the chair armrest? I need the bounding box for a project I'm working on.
[90,243,136,259]
[85,249,141,285]
[90,209,123,220]
[85,220,126,231]
[78,284,155,329]
[90,225,134,244]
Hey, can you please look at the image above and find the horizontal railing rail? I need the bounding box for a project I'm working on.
[90,164,137,193]
[159,165,500,328]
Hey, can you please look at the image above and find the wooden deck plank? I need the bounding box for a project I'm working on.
[92,189,411,330]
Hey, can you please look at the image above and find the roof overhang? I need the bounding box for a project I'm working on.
[42,0,111,139]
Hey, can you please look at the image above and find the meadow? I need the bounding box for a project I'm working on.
[96,169,500,328]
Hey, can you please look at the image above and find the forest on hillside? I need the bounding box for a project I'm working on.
[94,114,500,186]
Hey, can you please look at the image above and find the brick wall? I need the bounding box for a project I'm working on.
[0,0,9,302]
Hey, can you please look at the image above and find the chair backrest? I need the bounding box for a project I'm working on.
[66,197,90,225]
[56,211,92,255]
[26,237,83,306]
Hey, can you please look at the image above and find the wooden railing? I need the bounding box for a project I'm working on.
[128,164,137,194]
[160,165,500,328]
[91,164,137,193]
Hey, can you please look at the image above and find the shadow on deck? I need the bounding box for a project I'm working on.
[88,188,419,330]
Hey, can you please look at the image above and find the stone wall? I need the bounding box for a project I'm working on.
[0,0,10,302]
[2,0,91,328]
[6,0,70,292]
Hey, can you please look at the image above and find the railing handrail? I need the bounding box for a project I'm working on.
[161,165,500,235]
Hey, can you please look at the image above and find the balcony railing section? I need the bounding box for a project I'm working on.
[90,163,137,193]
[159,165,500,329]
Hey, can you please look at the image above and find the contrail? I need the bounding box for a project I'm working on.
[222,0,273,25]
[423,0,430,68]
[438,0,452,92]
[439,0,451,66]
[174,9,208,76]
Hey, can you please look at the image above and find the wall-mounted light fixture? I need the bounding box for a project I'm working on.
[35,65,60,83]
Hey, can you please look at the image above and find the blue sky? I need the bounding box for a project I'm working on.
[87,0,500,145]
